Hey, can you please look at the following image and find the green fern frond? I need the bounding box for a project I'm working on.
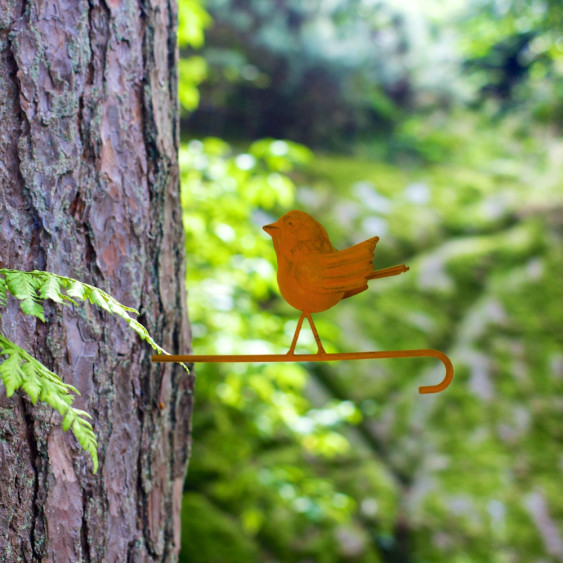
[0,334,98,473]
[0,268,188,473]
[1,268,185,366]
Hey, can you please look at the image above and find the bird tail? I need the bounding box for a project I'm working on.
[367,264,409,280]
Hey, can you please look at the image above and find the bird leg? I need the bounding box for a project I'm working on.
[287,313,327,355]
[287,313,306,355]
[305,313,326,355]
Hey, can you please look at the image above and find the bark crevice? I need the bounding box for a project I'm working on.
[20,397,41,561]
[80,487,92,563]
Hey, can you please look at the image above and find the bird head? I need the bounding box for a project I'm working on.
[263,210,331,254]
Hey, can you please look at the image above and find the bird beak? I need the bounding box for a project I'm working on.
[263,222,278,236]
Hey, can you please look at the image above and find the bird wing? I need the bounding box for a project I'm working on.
[295,237,379,294]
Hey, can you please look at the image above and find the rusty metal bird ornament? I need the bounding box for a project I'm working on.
[263,210,408,355]
[152,209,453,394]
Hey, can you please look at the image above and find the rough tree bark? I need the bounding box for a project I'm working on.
[0,0,193,560]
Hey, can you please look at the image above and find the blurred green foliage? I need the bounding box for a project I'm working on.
[458,0,563,122]
[183,0,563,147]
[177,0,563,561]
[180,138,369,560]
[178,0,212,111]
[179,126,563,560]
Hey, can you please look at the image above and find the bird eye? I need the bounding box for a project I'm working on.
[288,221,293,226]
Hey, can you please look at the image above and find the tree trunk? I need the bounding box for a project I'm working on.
[0,0,193,560]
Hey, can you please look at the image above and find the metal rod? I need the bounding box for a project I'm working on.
[151,349,453,394]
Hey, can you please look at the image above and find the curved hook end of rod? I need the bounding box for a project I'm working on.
[418,351,454,394]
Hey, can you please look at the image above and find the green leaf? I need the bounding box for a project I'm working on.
[70,408,93,420]
[65,279,86,300]
[85,287,108,310]
[21,362,41,404]
[0,349,24,397]
[0,275,7,307]
[88,443,99,474]
[4,271,45,322]
[19,298,45,322]
[62,410,73,432]
[38,273,64,303]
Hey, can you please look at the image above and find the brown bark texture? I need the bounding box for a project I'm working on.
[0,0,193,560]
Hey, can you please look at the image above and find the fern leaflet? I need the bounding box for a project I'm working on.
[4,270,45,321]
[0,275,7,309]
